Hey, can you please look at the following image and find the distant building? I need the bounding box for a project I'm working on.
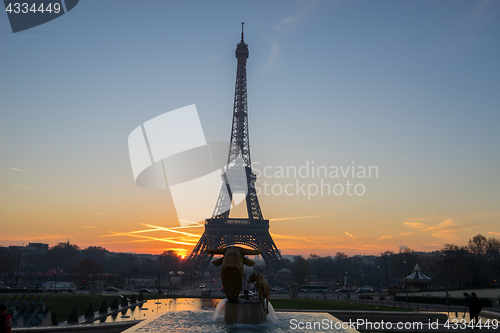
[7,243,49,254]
[277,268,291,279]
[27,243,49,252]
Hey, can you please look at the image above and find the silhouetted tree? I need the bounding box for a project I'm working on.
[291,256,309,285]
[82,246,108,267]
[467,234,489,287]
[486,237,500,282]
[48,242,80,269]
[468,234,487,255]
[390,247,418,287]
[160,250,181,274]
[308,254,334,284]
[138,258,156,276]
[0,247,16,283]
[69,258,103,283]
[380,251,393,288]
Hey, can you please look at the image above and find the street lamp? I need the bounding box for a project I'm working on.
[359,269,363,298]
[443,253,449,307]
[384,255,388,292]
[15,251,21,287]
[377,265,381,300]
[403,260,408,304]
[355,261,358,292]
[346,272,349,299]
[158,256,162,292]
[128,258,132,288]
[28,263,33,293]
[55,259,59,293]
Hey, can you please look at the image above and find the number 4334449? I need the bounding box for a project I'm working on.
[5,3,61,14]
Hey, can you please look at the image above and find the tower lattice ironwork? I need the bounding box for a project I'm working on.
[187,23,282,270]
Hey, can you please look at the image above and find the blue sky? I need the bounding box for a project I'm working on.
[1,1,499,255]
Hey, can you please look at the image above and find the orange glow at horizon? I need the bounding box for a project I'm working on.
[77,214,492,257]
[2,206,499,258]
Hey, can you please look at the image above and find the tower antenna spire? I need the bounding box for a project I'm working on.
[241,22,244,42]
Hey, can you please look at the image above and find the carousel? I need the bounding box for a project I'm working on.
[404,263,431,290]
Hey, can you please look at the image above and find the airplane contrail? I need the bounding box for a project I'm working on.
[345,231,356,243]
[140,223,202,238]
[101,231,197,246]
[11,167,28,173]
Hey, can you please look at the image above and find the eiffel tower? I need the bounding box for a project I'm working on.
[187,23,282,270]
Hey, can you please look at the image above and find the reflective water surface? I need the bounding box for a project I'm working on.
[95,298,223,323]
[127,310,359,333]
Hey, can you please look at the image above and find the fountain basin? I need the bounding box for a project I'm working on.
[212,298,271,324]
[223,300,266,324]
[123,308,359,333]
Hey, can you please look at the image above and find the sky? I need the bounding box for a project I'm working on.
[1,0,499,257]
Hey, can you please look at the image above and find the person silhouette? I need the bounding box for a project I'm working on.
[466,292,483,327]
[0,304,12,333]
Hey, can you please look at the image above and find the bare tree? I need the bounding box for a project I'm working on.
[390,247,418,287]
[468,234,487,255]
[291,256,309,286]
[441,244,470,288]
[48,242,80,269]
[69,258,103,283]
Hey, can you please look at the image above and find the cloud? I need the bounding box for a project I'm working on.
[403,216,444,223]
[465,0,497,23]
[273,10,309,33]
[81,226,98,229]
[262,35,280,67]
[401,218,475,241]
[263,2,321,67]
[373,215,485,247]
[403,221,431,230]
[377,235,394,241]
[93,212,104,215]
[273,15,301,33]
[11,167,28,173]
